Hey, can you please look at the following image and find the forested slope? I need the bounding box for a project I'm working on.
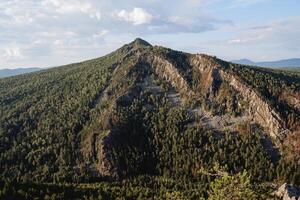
[0,39,300,199]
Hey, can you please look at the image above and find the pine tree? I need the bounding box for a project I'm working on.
[208,171,256,200]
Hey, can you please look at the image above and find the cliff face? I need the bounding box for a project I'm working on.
[225,73,287,140]
[189,55,288,141]
[96,130,119,178]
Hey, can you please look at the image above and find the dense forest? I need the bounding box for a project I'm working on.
[0,39,299,199]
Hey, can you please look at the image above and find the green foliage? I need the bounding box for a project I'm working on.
[0,51,122,182]
[103,92,278,182]
[208,171,256,200]
[0,177,206,200]
[165,191,188,200]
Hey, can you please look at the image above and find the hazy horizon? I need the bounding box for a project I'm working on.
[1,49,300,70]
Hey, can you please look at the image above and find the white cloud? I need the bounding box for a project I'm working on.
[168,16,193,26]
[3,46,25,60]
[0,0,297,68]
[227,17,300,47]
[227,34,264,44]
[234,0,267,3]
[0,1,46,25]
[230,0,269,7]
[93,30,109,38]
[185,0,207,5]
[38,31,77,38]
[4,8,34,24]
[147,14,232,34]
[41,0,101,20]
[53,40,64,46]
[113,7,153,25]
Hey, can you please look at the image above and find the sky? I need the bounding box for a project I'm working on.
[0,0,299,69]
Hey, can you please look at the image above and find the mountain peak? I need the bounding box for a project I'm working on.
[114,38,152,55]
[231,59,255,66]
[130,38,152,48]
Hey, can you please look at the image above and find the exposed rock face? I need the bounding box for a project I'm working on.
[148,55,192,95]
[96,130,118,178]
[226,73,287,140]
[190,55,289,141]
[276,183,300,200]
[81,130,117,178]
[189,54,220,94]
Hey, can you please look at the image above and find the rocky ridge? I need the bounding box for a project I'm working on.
[82,39,297,178]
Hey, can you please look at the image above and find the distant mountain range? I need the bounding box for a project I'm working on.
[231,58,300,69]
[2,58,299,79]
[0,67,42,78]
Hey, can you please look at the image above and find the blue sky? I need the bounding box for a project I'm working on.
[0,0,299,69]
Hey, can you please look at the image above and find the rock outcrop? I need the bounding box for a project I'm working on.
[148,55,193,95]
[276,183,300,200]
[190,54,289,141]
[281,91,300,111]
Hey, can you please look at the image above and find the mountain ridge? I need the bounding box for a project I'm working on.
[231,58,300,68]
[0,67,43,78]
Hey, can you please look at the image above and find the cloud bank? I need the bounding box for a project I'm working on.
[0,0,299,68]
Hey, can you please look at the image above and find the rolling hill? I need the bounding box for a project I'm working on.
[0,38,300,199]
